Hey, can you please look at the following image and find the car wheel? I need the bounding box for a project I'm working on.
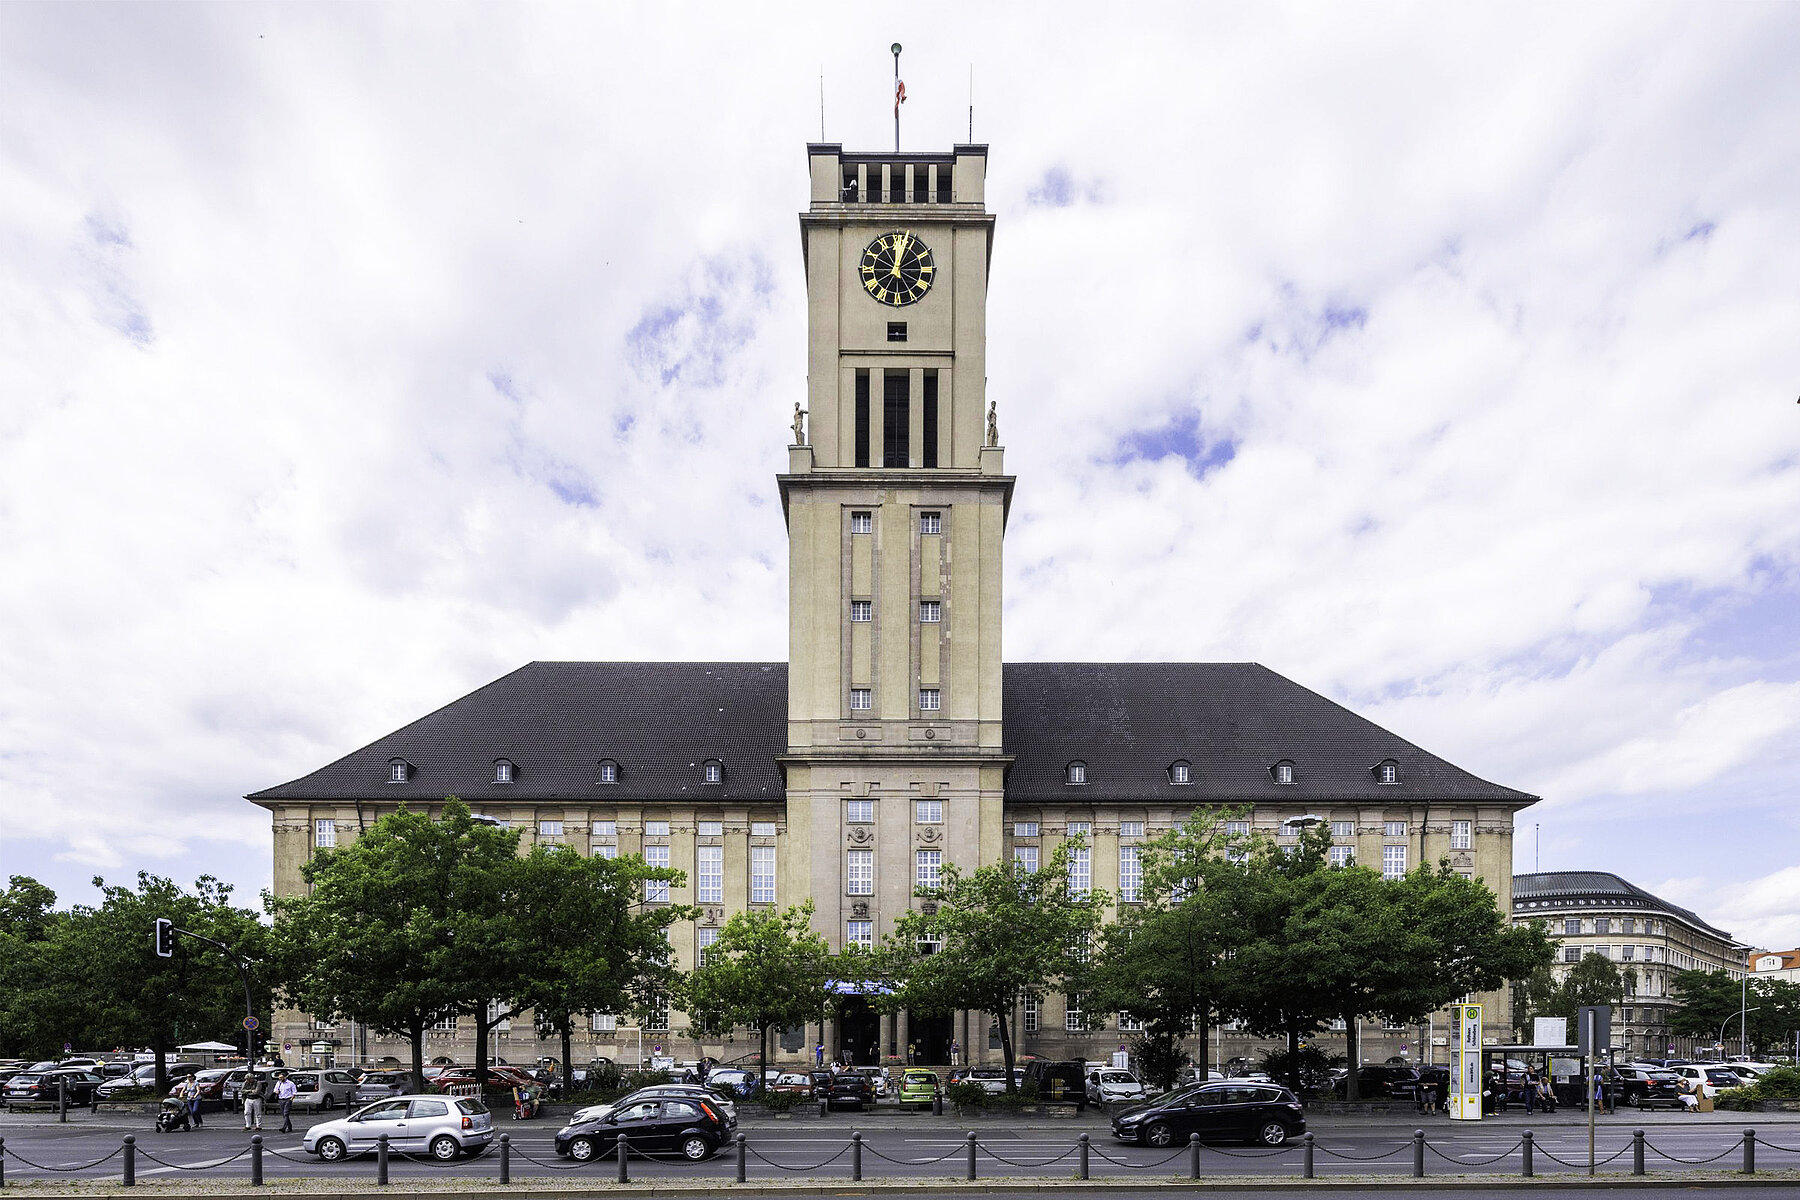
[681,1134,713,1161]
[430,1135,460,1161]
[1146,1122,1174,1148]
[321,1094,335,1111]
[315,1137,347,1162]
[568,1137,597,1162]
[1257,1122,1289,1146]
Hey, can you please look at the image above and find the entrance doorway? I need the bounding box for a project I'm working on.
[837,997,880,1066]
[908,1011,952,1064]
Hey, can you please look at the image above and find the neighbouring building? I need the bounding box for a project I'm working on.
[1748,948,1800,984]
[1511,871,1748,1060]
[251,140,1539,1072]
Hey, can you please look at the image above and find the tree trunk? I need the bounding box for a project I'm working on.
[1193,1012,1210,1082]
[473,1007,492,1099]
[559,1013,574,1099]
[997,1002,1016,1092]
[409,1018,425,1085]
[757,1022,769,1093]
[1286,1021,1301,1093]
[1344,1014,1360,1100]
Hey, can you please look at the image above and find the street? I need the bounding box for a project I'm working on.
[3,1107,1799,1186]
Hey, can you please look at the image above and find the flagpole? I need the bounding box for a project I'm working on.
[892,43,902,153]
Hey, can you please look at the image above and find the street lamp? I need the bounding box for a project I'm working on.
[1720,1008,1760,1059]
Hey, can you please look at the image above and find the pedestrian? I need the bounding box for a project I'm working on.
[950,1039,961,1066]
[815,1043,825,1068]
[275,1072,297,1133]
[1434,1073,1448,1114]
[185,1076,204,1128]
[242,1072,265,1131]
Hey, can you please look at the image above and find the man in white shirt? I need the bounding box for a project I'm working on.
[274,1073,298,1133]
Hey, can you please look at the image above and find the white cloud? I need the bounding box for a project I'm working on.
[2,3,1799,937]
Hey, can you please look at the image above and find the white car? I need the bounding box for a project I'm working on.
[286,1069,359,1111]
[1086,1068,1149,1105]
[1669,1064,1745,1098]
[303,1094,493,1162]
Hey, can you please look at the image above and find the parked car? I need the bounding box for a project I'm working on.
[555,1094,730,1162]
[1178,1067,1226,1086]
[898,1069,940,1110]
[353,1070,419,1104]
[4,1069,105,1108]
[827,1072,875,1110]
[807,1069,836,1099]
[1112,1082,1307,1147]
[768,1072,817,1097]
[704,1068,760,1098]
[850,1066,889,1097]
[1612,1067,1684,1109]
[432,1066,537,1094]
[191,1069,233,1102]
[951,1068,1011,1095]
[570,1085,737,1128]
[287,1069,359,1110]
[1669,1064,1745,1099]
[1332,1064,1419,1100]
[1020,1060,1087,1106]
[304,1094,493,1161]
[95,1063,202,1100]
[223,1067,286,1108]
[1087,1068,1149,1106]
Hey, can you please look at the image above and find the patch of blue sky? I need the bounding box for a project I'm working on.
[1025,165,1103,209]
[485,370,602,509]
[626,255,771,388]
[85,212,132,247]
[1110,410,1238,479]
[1643,565,1800,680]
[1242,286,1370,363]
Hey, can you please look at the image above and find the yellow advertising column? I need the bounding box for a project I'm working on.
[1450,1004,1483,1121]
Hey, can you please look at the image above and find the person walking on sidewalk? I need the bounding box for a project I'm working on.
[184,1075,204,1128]
[1522,1069,1536,1115]
[275,1072,297,1133]
[242,1072,266,1131]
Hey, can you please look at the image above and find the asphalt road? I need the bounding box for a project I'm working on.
[3,1109,1799,1186]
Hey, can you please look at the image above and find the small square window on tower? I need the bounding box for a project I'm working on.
[850,511,872,534]
[849,688,872,710]
[919,511,941,535]
[850,600,872,622]
[887,322,907,342]
[918,599,940,623]
[919,688,940,711]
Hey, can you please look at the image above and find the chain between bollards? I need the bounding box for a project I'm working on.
[851,1131,862,1181]
[1743,1129,1756,1175]
[617,1133,630,1184]
[499,1133,510,1185]
[251,1134,263,1186]
[1078,1133,1090,1180]
[1302,1131,1314,1178]
[1412,1128,1425,1177]
[1522,1130,1534,1177]
[735,1133,747,1183]
[377,1133,388,1186]
[123,1135,136,1186]
[1190,1132,1202,1180]
[966,1131,978,1181]
[1633,1128,1644,1175]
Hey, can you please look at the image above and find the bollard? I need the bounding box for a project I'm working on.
[1412,1128,1425,1178]
[1079,1133,1090,1181]
[1633,1128,1644,1176]
[820,1098,828,1119]
[966,1131,978,1181]
[1522,1130,1534,1178]
[251,1134,263,1186]
[617,1133,630,1184]
[735,1133,747,1183]
[1,1133,7,1188]
[934,1091,943,1117]
[1743,1129,1756,1175]
[1190,1132,1202,1180]
[499,1133,510,1185]
[852,1132,863,1182]
[59,1077,68,1123]
[123,1135,136,1187]
[1302,1131,1314,1179]
[377,1134,388,1186]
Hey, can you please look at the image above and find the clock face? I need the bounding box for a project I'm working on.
[859,230,935,307]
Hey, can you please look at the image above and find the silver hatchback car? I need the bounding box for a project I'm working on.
[303,1094,494,1161]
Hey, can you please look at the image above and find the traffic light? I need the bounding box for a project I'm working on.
[153,918,174,958]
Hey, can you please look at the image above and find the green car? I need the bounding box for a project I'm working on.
[899,1069,940,1110]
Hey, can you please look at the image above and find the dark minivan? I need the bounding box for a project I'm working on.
[1020,1060,1088,1107]
[1112,1081,1306,1146]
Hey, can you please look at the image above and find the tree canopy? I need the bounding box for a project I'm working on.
[682,902,831,1080]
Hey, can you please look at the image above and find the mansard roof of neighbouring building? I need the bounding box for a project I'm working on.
[247,660,1538,808]
[1511,870,1736,943]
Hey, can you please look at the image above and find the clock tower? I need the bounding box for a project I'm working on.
[779,143,1011,970]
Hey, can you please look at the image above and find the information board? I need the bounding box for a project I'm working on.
[1450,1003,1483,1121]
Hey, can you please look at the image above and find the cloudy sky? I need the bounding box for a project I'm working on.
[3,3,1798,949]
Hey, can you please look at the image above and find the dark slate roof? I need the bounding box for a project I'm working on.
[1001,662,1535,804]
[249,660,1537,808]
[1511,871,1736,942]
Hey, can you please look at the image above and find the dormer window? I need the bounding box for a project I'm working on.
[1066,761,1088,785]
[493,759,515,784]
[387,759,411,784]
[1272,760,1296,785]
[1169,761,1192,785]
[702,759,723,785]
[1375,759,1400,785]
[597,759,619,784]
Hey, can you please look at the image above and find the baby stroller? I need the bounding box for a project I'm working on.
[156,1094,192,1133]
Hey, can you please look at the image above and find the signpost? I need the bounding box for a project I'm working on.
[1578,1005,1611,1176]
[1450,1004,1483,1120]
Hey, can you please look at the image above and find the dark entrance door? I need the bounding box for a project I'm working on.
[836,997,880,1066]
[908,1011,952,1064]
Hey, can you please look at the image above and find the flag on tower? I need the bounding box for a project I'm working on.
[895,79,907,115]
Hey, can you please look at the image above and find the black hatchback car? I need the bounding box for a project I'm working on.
[1112,1082,1306,1147]
[827,1072,874,1110]
[554,1094,730,1162]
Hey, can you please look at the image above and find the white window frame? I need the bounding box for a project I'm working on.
[1450,820,1471,850]
[751,821,777,837]
[1328,844,1354,868]
[750,846,776,903]
[919,511,941,534]
[598,760,618,784]
[698,820,723,837]
[847,920,873,949]
[645,820,670,837]
[644,845,671,901]
[697,845,724,904]
[1013,821,1039,837]
[314,818,336,848]
[916,849,942,891]
[1119,821,1144,838]
[849,688,872,711]
[1381,844,1406,880]
[915,799,942,824]
[919,599,941,623]
[1067,762,1087,784]
[592,820,617,836]
[591,843,618,859]
[538,820,563,837]
[494,760,514,784]
[1066,821,1091,836]
[1223,820,1250,837]
[1274,761,1294,784]
[703,761,722,784]
[1171,762,1191,784]
[1383,820,1407,838]
[697,926,719,962]
[845,800,874,824]
[1065,994,1085,1032]
[1014,845,1039,874]
[847,849,874,896]
[589,1013,616,1033]
[1378,761,1398,784]
[918,688,940,711]
[1119,1010,1144,1032]
[389,761,408,784]
[1068,846,1091,898]
[1119,845,1142,903]
[1023,996,1039,1033]
[850,510,872,534]
[1330,820,1355,839]
[850,599,872,622]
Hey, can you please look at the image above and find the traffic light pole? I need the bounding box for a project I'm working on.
[167,925,258,1068]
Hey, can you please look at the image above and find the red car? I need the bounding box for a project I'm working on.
[433,1067,536,1094]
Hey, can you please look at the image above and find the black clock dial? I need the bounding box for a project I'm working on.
[859,230,935,307]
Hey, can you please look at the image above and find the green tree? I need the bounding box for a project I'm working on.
[1515,952,1635,1043]
[0,877,67,1058]
[513,843,689,1082]
[1088,809,1251,1088]
[879,838,1106,1092]
[683,902,831,1083]
[268,799,514,1082]
[1666,969,1799,1054]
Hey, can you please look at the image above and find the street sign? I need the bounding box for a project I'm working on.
[243,1016,260,1031]
[1450,1003,1483,1121]
[1577,1005,1612,1055]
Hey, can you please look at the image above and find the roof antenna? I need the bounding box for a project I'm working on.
[968,64,974,141]
[820,68,826,141]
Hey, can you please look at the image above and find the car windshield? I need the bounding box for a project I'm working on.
[1099,1072,1137,1084]
[1705,1070,1739,1083]
[11,1075,42,1085]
